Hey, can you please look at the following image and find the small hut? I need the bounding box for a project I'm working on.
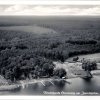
[73,56,79,62]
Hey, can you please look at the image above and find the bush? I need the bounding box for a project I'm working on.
[82,60,97,71]
[53,68,67,78]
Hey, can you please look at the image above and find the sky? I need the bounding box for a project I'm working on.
[0,5,100,16]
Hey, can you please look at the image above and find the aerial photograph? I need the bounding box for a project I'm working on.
[0,4,100,95]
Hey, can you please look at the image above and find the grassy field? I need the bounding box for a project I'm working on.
[54,52,100,78]
[66,53,100,63]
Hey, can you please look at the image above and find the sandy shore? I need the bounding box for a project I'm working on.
[0,77,73,91]
[0,71,100,91]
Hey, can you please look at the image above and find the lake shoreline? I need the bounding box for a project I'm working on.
[1,52,100,91]
[1,72,100,91]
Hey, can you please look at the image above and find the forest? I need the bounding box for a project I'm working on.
[0,16,100,82]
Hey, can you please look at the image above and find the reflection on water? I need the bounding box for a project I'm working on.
[0,76,100,95]
[63,76,100,94]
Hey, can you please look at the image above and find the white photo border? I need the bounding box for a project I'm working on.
[0,0,100,100]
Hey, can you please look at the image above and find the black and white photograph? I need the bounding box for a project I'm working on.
[0,0,100,97]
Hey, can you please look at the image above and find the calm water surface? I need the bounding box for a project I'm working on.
[0,76,100,95]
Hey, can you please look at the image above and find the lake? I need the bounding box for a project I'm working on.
[0,76,100,95]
